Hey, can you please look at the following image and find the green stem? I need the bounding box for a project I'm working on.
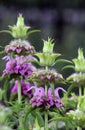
[18,80,21,104]
[79,87,82,96]
[77,126,82,130]
[84,87,85,96]
[44,111,48,130]
[44,66,48,130]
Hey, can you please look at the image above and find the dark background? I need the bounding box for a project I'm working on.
[0,0,85,77]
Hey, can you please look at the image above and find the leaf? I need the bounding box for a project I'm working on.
[0,46,4,48]
[0,51,5,55]
[23,106,37,129]
[62,65,75,70]
[66,82,78,96]
[49,116,69,122]
[0,30,12,35]
[0,75,8,81]
[27,30,41,37]
[54,59,73,64]
[33,117,41,130]
[3,79,10,102]
[35,111,44,127]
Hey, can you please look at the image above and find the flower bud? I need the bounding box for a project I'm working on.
[43,38,54,53]
[8,14,30,39]
[16,14,24,27]
[73,48,85,72]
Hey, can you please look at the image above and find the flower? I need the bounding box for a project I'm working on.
[3,56,36,79]
[54,87,66,108]
[67,72,85,84]
[29,84,65,108]
[30,86,45,107]
[5,39,35,56]
[11,80,32,97]
[29,69,63,84]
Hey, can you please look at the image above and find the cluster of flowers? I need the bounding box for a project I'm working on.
[11,81,65,108]
[2,14,65,110]
[5,39,35,55]
[3,56,36,79]
[29,69,63,84]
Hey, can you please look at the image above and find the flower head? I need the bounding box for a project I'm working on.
[11,80,32,97]
[5,39,35,56]
[29,69,63,84]
[3,56,36,79]
[29,85,65,108]
[67,72,85,85]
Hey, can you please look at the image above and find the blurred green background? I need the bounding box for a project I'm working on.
[0,0,85,80]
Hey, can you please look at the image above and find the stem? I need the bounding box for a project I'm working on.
[44,111,48,130]
[77,126,82,130]
[44,66,48,130]
[77,86,82,109]
[18,80,21,104]
[79,87,82,96]
[84,87,85,96]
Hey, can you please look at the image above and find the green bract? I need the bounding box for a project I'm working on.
[8,14,30,38]
[35,53,61,66]
[72,48,85,72]
[0,14,40,39]
[34,38,61,66]
[43,38,54,53]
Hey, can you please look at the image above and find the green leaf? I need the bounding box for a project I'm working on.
[35,111,44,127]
[0,30,12,35]
[62,65,75,70]
[49,116,69,122]
[66,82,78,96]
[23,106,37,129]
[54,59,73,64]
[0,50,5,55]
[0,75,7,81]
[3,79,10,102]
[27,30,41,37]
[33,117,41,130]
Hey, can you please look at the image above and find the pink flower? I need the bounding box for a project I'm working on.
[29,84,66,108]
[3,56,36,79]
[11,80,32,97]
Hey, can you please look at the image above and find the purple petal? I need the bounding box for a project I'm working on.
[55,87,66,98]
[11,80,18,93]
